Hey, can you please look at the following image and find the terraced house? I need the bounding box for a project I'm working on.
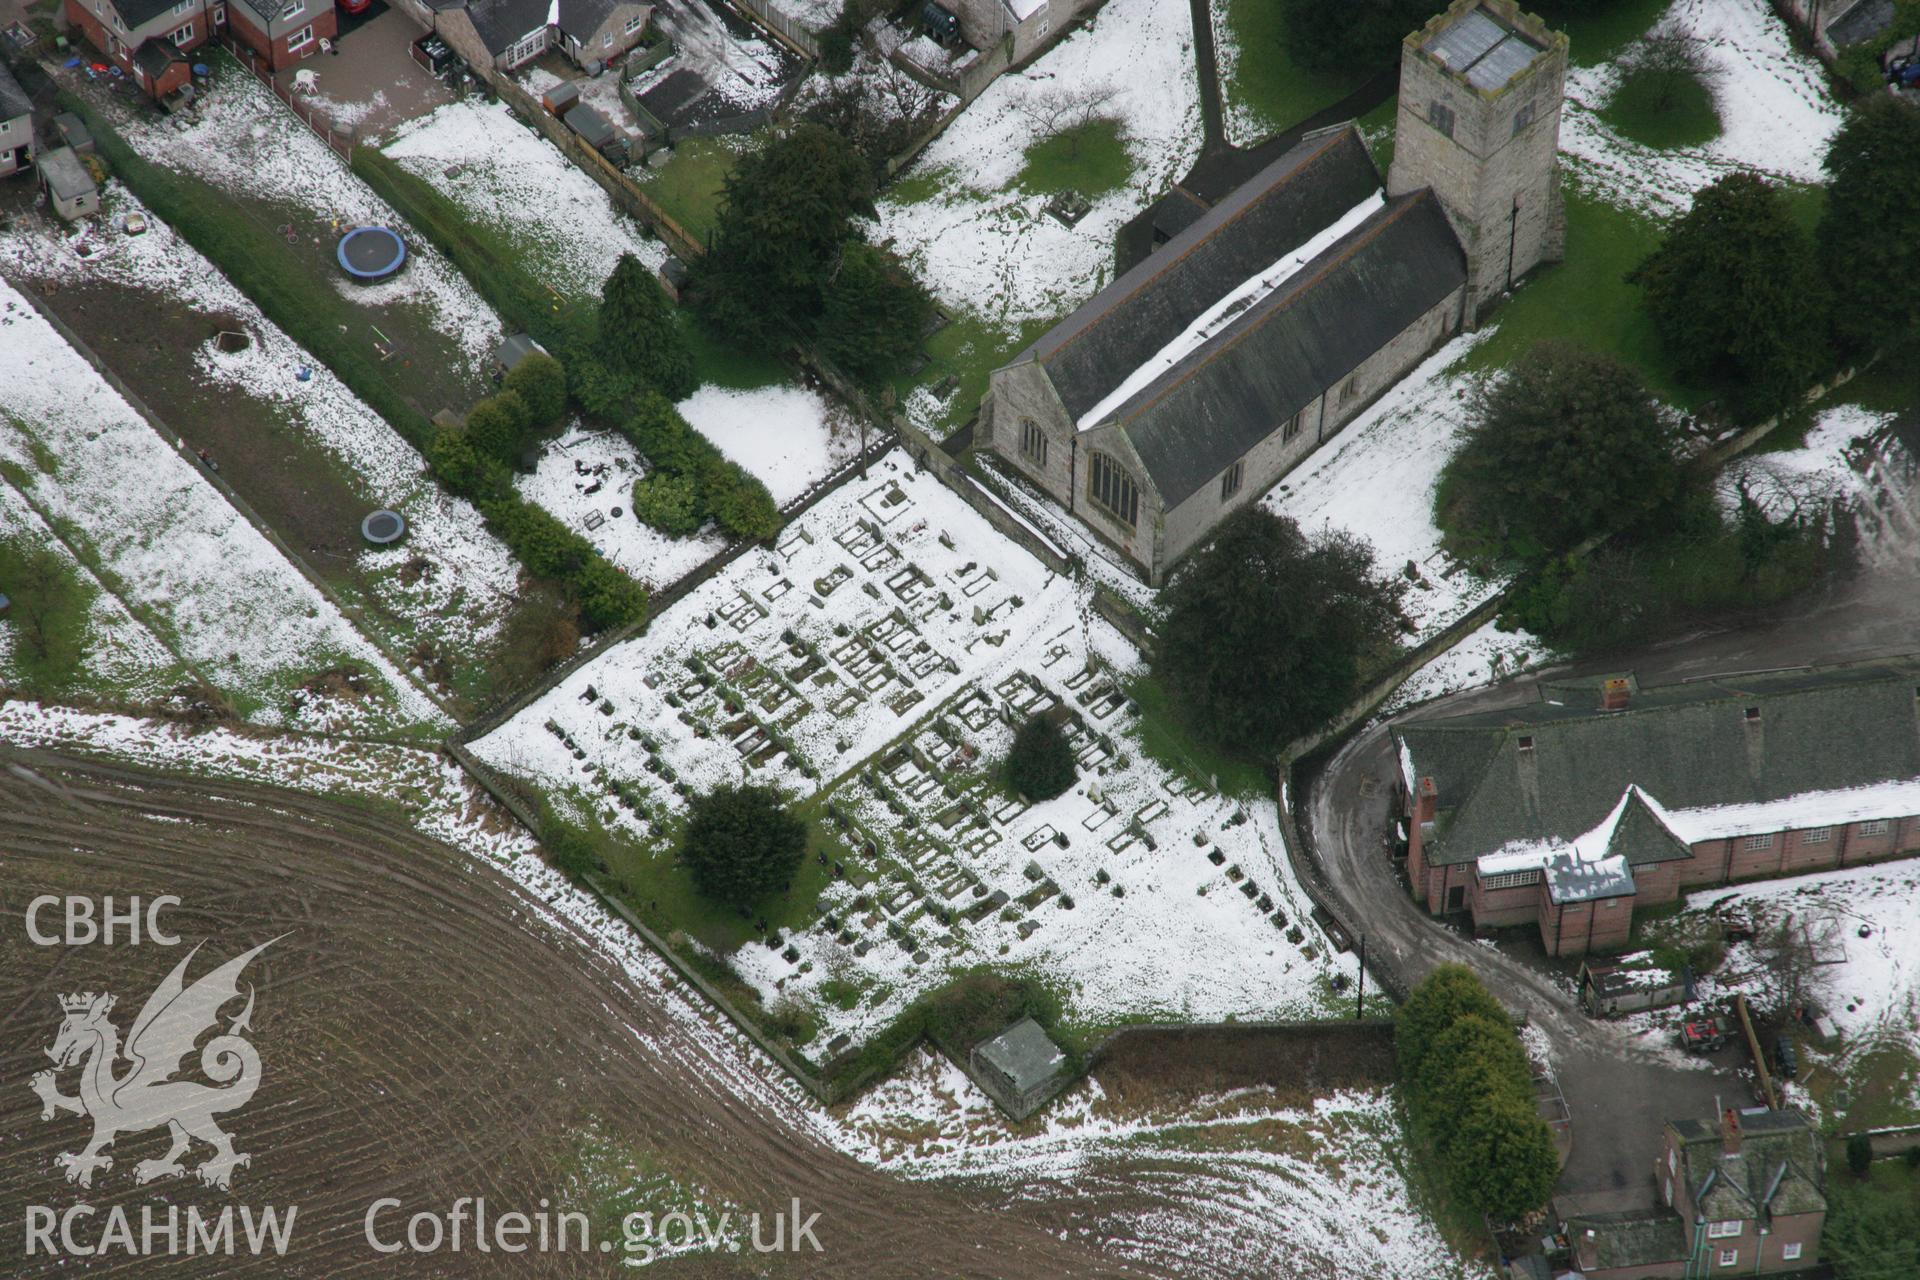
[981,0,1566,584]
[1567,1109,1826,1278]
[1394,662,1920,956]
[64,0,214,104]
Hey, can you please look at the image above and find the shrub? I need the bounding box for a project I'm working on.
[1438,341,1685,564]
[464,391,534,466]
[1628,171,1834,422]
[1412,1014,1532,1122]
[1848,1131,1875,1179]
[630,470,703,536]
[599,252,696,400]
[678,784,809,909]
[1444,1093,1560,1221]
[0,535,93,690]
[571,357,644,423]
[572,555,649,630]
[1005,715,1076,801]
[1154,509,1405,756]
[1820,94,1920,357]
[707,469,782,541]
[426,425,511,502]
[1395,964,1511,1080]
[504,351,568,427]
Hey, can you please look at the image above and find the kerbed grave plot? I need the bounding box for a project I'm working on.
[475,449,1362,1055]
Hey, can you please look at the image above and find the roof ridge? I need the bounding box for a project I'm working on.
[1112,193,1427,425]
[1039,128,1360,368]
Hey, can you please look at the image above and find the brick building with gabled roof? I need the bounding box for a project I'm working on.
[1395,660,1920,955]
[1568,1108,1827,1278]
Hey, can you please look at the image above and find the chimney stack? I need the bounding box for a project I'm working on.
[1722,1108,1742,1156]
[1416,777,1438,823]
[1602,677,1632,712]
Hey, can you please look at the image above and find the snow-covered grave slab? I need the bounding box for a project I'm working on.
[877,0,1203,337]
[836,1048,1472,1280]
[0,278,446,734]
[1,188,525,671]
[515,385,859,591]
[1559,0,1844,216]
[382,97,666,299]
[1264,334,1504,642]
[474,448,1360,1047]
[106,60,501,373]
[0,495,189,702]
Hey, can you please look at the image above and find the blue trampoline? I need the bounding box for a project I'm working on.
[336,225,407,283]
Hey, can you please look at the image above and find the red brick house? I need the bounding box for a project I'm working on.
[65,0,216,104]
[226,0,334,69]
[1394,663,1920,956]
[1565,1109,1826,1278]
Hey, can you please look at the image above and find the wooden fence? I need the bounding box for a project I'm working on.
[219,36,355,161]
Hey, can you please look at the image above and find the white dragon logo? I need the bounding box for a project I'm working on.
[29,939,279,1191]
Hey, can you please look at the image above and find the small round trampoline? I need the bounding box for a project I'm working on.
[361,509,408,545]
[336,226,407,283]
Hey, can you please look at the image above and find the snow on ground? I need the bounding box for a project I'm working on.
[382,97,666,297]
[0,278,444,734]
[1264,335,1505,642]
[516,387,857,591]
[1378,618,1548,718]
[1721,405,1920,571]
[108,59,501,371]
[475,448,1360,1048]
[678,383,860,504]
[837,1048,1471,1280]
[517,424,730,590]
[0,700,1467,1277]
[972,456,1158,609]
[1677,861,1920,1085]
[0,495,189,701]
[876,0,1203,333]
[0,188,523,665]
[1559,0,1844,216]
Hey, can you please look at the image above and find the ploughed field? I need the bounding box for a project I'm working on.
[0,753,1144,1278]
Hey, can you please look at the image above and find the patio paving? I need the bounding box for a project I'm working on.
[273,3,452,140]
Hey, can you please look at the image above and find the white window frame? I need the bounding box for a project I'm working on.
[1802,826,1832,844]
[1859,819,1890,836]
[171,20,193,42]
[1717,1249,1738,1268]
[286,21,314,49]
[505,27,547,66]
[1742,833,1774,851]
[284,0,302,17]
[211,4,224,23]
[624,11,643,31]
[1480,870,1541,891]
[1781,1242,1802,1261]
[1708,1220,1742,1240]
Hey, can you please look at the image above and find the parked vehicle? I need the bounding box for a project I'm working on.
[1681,1015,1735,1053]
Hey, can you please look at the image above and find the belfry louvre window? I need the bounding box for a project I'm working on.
[1428,100,1455,138]
[1088,451,1139,528]
[1019,418,1048,468]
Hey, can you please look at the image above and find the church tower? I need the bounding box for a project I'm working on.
[1387,0,1568,325]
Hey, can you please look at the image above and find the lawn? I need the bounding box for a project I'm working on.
[637,136,743,247]
[890,311,1054,439]
[1599,67,1723,150]
[1216,0,1372,140]
[1125,670,1272,801]
[1536,0,1670,67]
[1458,182,1688,405]
[1016,118,1133,199]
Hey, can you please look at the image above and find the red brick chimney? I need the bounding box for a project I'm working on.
[1602,677,1632,712]
[1722,1108,1742,1156]
[1416,777,1438,822]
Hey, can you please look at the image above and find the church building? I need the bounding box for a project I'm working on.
[979,0,1568,584]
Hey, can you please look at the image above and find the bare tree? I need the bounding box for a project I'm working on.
[1622,19,1721,112]
[1749,912,1821,1023]
[1015,79,1121,160]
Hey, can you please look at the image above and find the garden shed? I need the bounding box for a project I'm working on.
[40,147,99,222]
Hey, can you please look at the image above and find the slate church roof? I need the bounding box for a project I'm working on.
[1396,661,1920,868]
[1010,125,1467,508]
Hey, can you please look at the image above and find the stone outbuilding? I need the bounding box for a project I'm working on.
[969,1017,1067,1119]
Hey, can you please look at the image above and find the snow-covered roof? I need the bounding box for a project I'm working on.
[1074,192,1385,430]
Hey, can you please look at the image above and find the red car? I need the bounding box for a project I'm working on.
[339,0,370,14]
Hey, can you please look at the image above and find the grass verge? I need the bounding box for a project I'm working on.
[636,136,741,246]
[1218,0,1371,136]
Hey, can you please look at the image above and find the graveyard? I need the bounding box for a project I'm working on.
[473,449,1362,1064]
